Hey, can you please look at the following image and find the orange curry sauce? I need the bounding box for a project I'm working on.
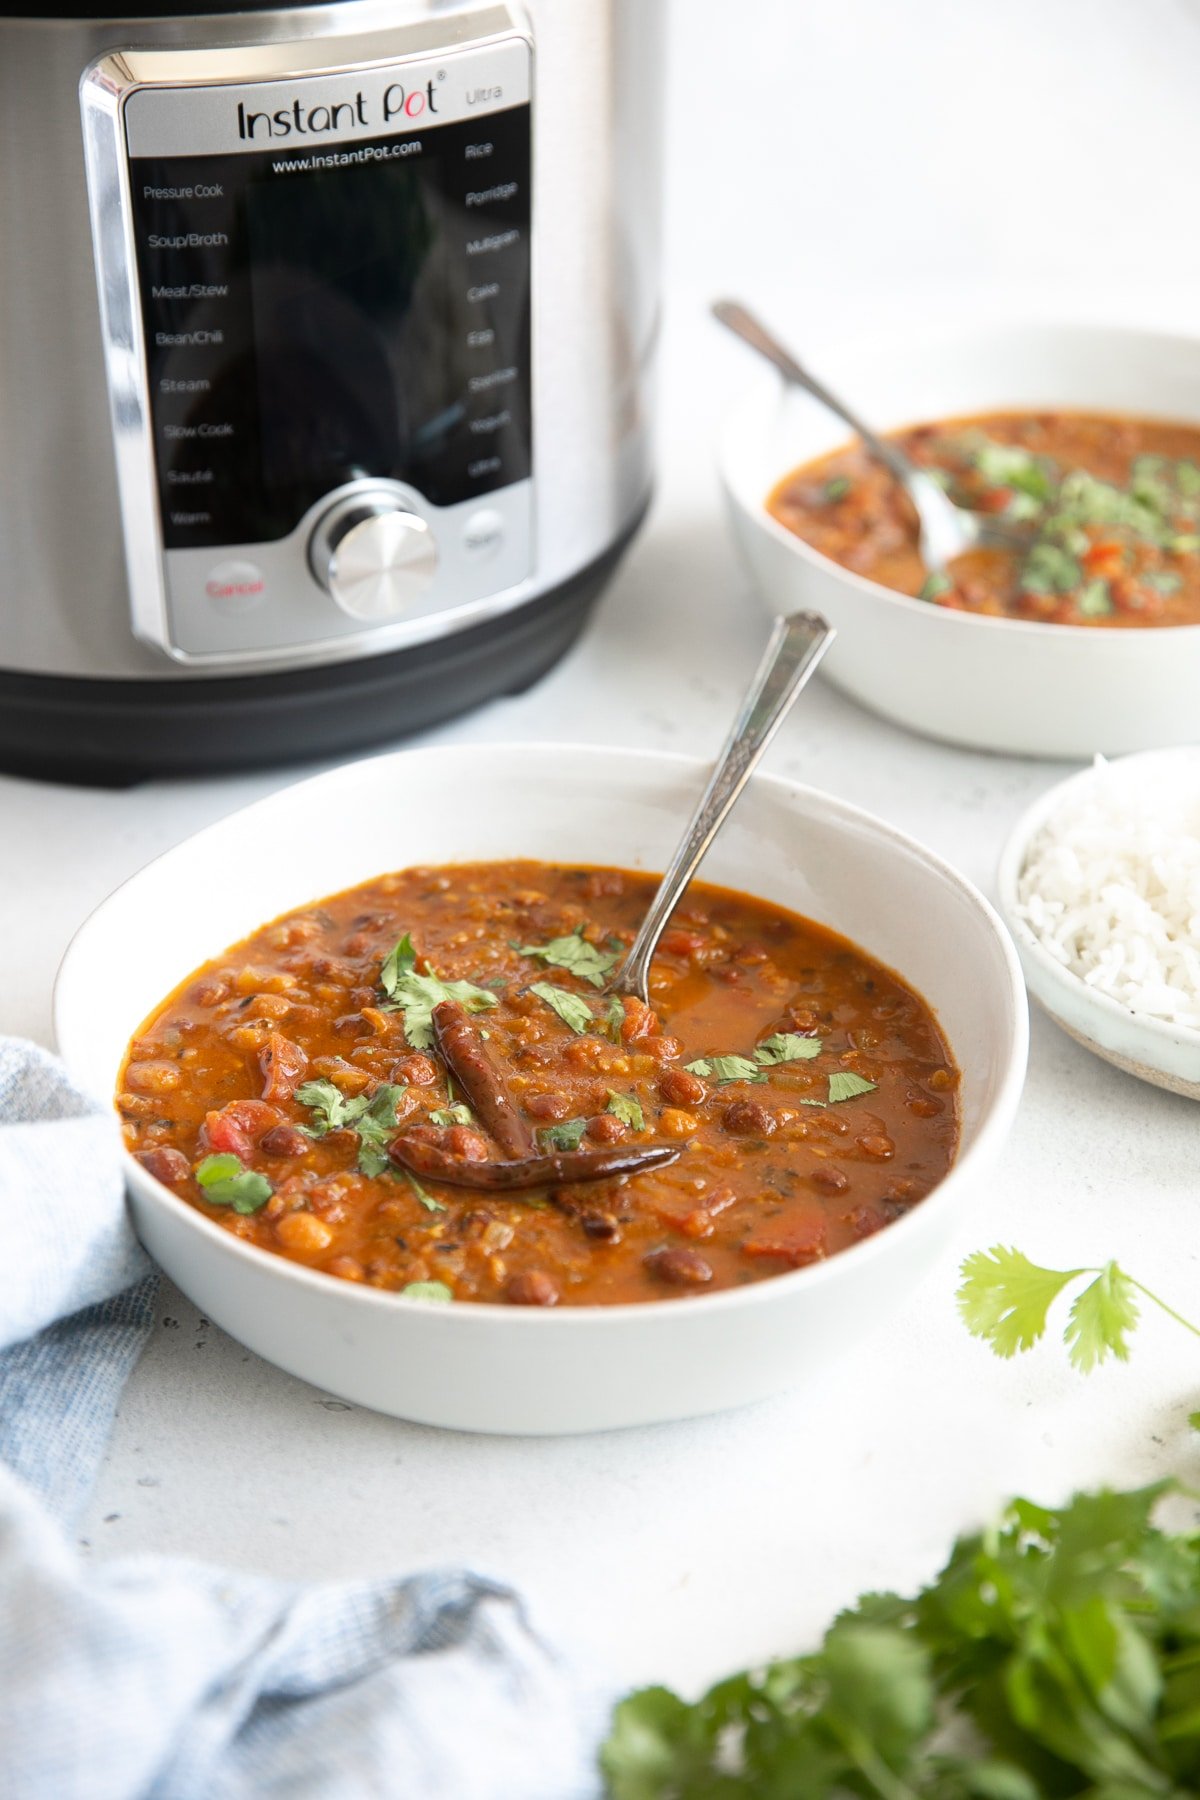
[119,862,960,1306]
[768,411,1200,627]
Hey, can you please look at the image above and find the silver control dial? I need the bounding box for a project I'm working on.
[309,491,438,622]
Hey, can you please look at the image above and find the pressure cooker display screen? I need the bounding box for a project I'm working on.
[128,106,531,551]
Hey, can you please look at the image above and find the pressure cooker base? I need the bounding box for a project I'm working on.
[0,512,644,786]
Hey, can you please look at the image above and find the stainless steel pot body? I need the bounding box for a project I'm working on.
[0,0,662,682]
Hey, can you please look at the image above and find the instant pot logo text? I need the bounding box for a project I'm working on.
[236,82,438,141]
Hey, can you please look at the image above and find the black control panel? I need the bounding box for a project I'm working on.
[128,106,531,551]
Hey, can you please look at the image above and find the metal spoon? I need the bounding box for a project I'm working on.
[712,299,1032,572]
[606,611,834,1006]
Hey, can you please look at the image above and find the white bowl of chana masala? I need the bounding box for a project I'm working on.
[54,744,1027,1433]
[721,322,1200,758]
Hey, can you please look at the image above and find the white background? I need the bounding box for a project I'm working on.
[4,0,1200,1707]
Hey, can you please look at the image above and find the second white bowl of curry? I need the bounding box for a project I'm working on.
[721,321,1200,758]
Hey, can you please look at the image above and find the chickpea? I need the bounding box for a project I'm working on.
[124,1061,181,1096]
[247,994,291,1020]
[276,1211,334,1254]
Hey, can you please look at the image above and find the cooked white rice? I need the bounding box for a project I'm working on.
[1015,754,1200,1031]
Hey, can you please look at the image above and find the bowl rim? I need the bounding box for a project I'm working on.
[54,741,1030,1330]
[995,746,1200,1057]
[718,316,1200,643]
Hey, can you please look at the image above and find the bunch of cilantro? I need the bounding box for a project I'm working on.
[602,1482,1200,1798]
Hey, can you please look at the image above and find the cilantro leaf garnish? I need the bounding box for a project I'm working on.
[919,572,952,603]
[401,1280,453,1302]
[684,1055,766,1085]
[296,1079,407,1178]
[430,1104,473,1127]
[974,440,1054,502]
[351,1084,408,1178]
[607,1091,645,1131]
[1078,578,1113,617]
[604,995,626,1042]
[823,475,851,503]
[531,982,593,1034]
[754,1032,822,1065]
[827,1070,878,1103]
[958,1245,1200,1371]
[1021,541,1081,595]
[379,931,417,994]
[295,1078,369,1137]
[539,1118,589,1151]
[516,927,620,989]
[957,1246,1083,1357]
[1064,1263,1141,1371]
[377,932,498,1049]
[195,1153,273,1214]
[1053,468,1168,539]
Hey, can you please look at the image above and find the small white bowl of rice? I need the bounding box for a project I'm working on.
[997,748,1200,1098]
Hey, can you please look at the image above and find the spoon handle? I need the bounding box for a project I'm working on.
[608,612,834,1004]
[711,299,916,491]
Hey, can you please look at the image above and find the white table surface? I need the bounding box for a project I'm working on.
[5,0,1200,1707]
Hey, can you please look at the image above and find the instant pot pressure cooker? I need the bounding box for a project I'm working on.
[0,1,662,780]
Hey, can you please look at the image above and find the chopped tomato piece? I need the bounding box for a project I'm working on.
[201,1098,280,1160]
[660,928,708,960]
[1082,540,1124,578]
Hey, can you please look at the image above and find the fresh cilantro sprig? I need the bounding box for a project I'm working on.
[377,932,498,1049]
[295,1079,365,1136]
[958,1244,1200,1371]
[826,1070,877,1104]
[1021,540,1081,596]
[602,1480,1200,1798]
[516,927,620,988]
[530,982,594,1034]
[195,1153,272,1214]
[539,1118,588,1151]
[607,1091,644,1131]
[684,1054,766,1086]
[295,1078,408,1179]
[684,1034,826,1087]
[974,439,1054,501]
[754,1032,822,1065]
[429,1104,473,1127]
